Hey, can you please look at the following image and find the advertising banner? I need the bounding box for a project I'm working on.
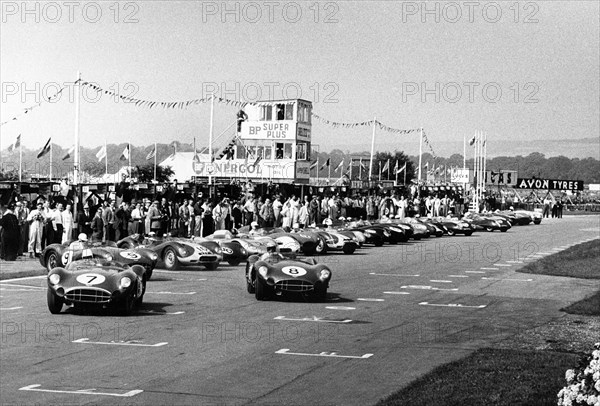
[516,178,584,191]
[240,121,297,140]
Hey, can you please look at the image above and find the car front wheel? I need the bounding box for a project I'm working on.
[47,288,63,314]
[255,276,269,300]
[46,252,59,272]
[163,248,179,270]
[342,244,356,255]
[204,262,218,270]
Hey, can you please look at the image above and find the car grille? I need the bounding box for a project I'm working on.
[275,280,313,292]
[198,255,218,263]
[65,288,111,303]
[280,248,292,253]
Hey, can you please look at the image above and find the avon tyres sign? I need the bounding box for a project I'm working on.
[516,178,584,191]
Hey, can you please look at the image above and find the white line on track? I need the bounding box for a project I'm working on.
[419,301,486,309]
[447,275,469,278]
[400,285,458,291]
[73,338,168,347]
[465,271,485,274]
[0,275,45,283]
[275,348,373,359]
[505,261,523,264]
[274,316,352,323]
[147,291,196,295]
[429,280,453,283]
[493,264,512,267]
[480,268,499,270]
[19,384,143,397]
[325,306,356,310]
[0,288,41,292]
[383,291,410,295]
[481,277,533,282]
[153,270,182,273]
[369,273,420,277]
[357,298,384,302]
[138,310,185,315]
[0,306,23,310]
[0,283,45,290]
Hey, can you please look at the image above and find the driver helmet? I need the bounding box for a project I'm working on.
[77,233,88,242]
[324,218,333,226]
[251,221,259,228]
[266,241,278,253]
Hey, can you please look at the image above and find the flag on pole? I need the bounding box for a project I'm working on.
[310,161,318,170]
[360,160,368,172]
[393,160,398,173]
[96,145,107,162]
[62,145,75,161]
[382,160,389,173]
[469,135,476,146]
[253,155,262,166]
[7,134,21,153]
[37,138,51,159]
[319,158,330,170]
[146,145,156,160]
[120,144,130,161]
[396,162,407,174]
[424,161,429,169]
[168,145,176,160]
[334,159,344,172]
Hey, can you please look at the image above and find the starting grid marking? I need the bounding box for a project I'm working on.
[429,280,452,283]
[148,291,196,295]
[418,302,486,309]
[383,291,410,295]
[369,273,420,277]
[493,264,512,267]
[274,316,352,324]
[138,310,185,315]
[19,384,143,397]
[357,298,385,302]
[73,338,168,347]
[465,271,485,274]
[480,267,499,270]
[400,285,458,291]
[447,275,468,278]
[0,283,45,290]
[325,306,356,310]
[275,348,373,359]
[0,306,23,311]
[481,277,533,282]
[505,261,524,264]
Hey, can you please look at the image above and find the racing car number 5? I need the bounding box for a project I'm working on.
[281,266,307,277]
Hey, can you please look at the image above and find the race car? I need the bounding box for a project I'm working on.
[514,209,542,225]
[40,240,158,279]
[245,245,332,300]
[118,234,222,270]
[496,210,532,225]
[47,258,147,315]
[237,226,302,257]
[425,217,476,236]
[306,227,360,254]
[263,227,321,255]
[463,213,510,232]
[194,232,250,266]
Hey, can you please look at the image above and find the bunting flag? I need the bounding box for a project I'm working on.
[146,145,156,160]
[334,159,344,172]
[7,134,21,153]
[193,153,200,163]
[62,145,75,161]
[96,145,107,162]
[0,84,71,127]
[397,162,407,174]
[37,138,51,159]
[253,155,262,166]
[311,113,420,135]
[319,158,330,170]
[120,144,130,161]
[394,160,399,173]
[310,161,318,170]
[360,160,368,172]
[469,135,476,146]
[382,160,389,173]
[424,162,429,169]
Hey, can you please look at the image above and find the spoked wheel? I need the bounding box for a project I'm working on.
[447,229,456,236]
[46,252,59,272]
[163,248,179,270]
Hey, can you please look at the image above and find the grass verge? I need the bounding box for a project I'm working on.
[376,348,578,406]
[517,239,600,279]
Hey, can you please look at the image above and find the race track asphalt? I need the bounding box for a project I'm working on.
[1,215,599,406]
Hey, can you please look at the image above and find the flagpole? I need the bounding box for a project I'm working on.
[463,134,466,171]
[483,132,487,201]
[368,117,376,182]
[349,158,353,180]
[128,142,131,180]
[74,71,81,185]
[328,160,331,184]
[404,164,406,185]
[316,145,319,184]
[208,95,215,186]
[473,131,478,212]
[378,161,381,182]
[19,137,22,182]
[153,142,157,182]
[359,158,362,180]
[418,127,423,197]
[105,140,108,177]
[49,140,53,181]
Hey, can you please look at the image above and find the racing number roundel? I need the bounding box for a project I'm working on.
[281,266,307,277]
[222,247,233,255]
[76,273,106,285]
[120,251,141,260]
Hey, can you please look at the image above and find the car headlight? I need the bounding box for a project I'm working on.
[319,269,331,280]
[49,274,60,285]
[150,253,158,261]
[106,255,113,261]
[120,277,132,289]
[258,266,269,278]
[215,247,222,254]
[241,249,247,256]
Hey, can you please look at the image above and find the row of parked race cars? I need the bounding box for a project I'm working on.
[42,208,542,314]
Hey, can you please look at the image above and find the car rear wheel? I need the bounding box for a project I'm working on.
[315,238,327,255]
[255,276,269,300]
[163,248,179,270]
[374,238,384,247]
[47,288,63,314]
[46,252,59,272]
[485,227,494,232]
[227,259,241,266]
[342,244,356,255]
[204,262,219,270]
[464,231,473,236]
[501,228,507,232]
[447,229,455,236]
[246,263,255,293]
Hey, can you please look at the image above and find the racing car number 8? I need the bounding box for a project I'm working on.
[281,266,307,277]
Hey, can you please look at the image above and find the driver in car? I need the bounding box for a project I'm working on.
[259,241,284,263]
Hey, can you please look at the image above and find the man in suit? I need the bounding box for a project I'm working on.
[102,201,115,242]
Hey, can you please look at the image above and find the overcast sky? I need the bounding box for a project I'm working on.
[1,1,598,157]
